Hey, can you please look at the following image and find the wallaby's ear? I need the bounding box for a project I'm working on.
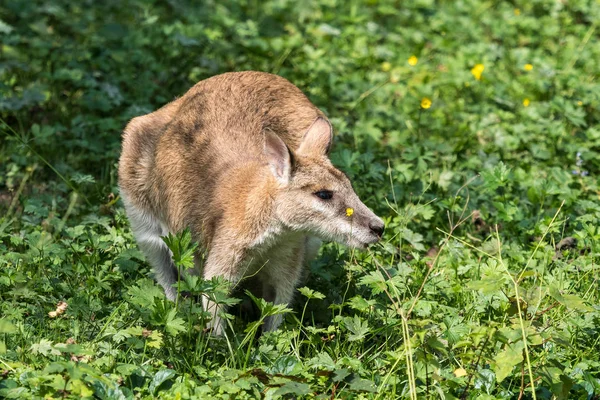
[298,117,333,156]
[265,130,293,184]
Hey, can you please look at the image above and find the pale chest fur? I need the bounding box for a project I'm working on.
[242,226,307,280]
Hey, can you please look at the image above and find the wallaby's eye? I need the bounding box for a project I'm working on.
[314,190,334,200]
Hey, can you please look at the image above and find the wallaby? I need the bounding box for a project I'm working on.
[118,71,384,334]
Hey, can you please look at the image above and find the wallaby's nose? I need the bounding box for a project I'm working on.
[369,221,385,238]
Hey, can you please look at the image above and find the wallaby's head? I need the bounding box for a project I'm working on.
[265,118,385,248]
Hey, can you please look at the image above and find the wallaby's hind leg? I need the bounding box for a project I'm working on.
[123,198,179,300]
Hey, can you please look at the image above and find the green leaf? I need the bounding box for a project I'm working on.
[494,343,524,383]
[467,274,508,294]
[308,352,337,371]
[347,295,375,312]
[342,315,370,342]
[0,19,14,34]
[358,270,387,294]
[274,381,311,397]
[128,279,165,308]
[349,377,377,393]
[164,309,186,336]
[333,368,351,382]
[549,286,593,311]
[298,286,325,300]
[162,228,198,270]
[400,228,425,251]
[71,173,96,185]
[0,319,17,334]
[149,369,177,394]
[30,339,61,356]
[438,170,454,190]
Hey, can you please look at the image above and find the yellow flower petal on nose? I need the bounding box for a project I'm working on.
[346,208,354,217]
[421,97,432,109]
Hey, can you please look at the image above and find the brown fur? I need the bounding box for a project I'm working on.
[118,71,383,334]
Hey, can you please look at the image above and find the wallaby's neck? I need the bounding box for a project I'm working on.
[214,161,284,247]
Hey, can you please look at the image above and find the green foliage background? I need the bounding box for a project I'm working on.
[1,0,599,398]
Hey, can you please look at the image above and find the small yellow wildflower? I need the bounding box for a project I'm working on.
[421,97,432,109]
[524,63,533,71]
[523,98,530,107]
[577,101,583,106]
[514,8,521,16]
[408,55,418,66]
[381,61,392,72]
[454,368,468,378]
[471,63,485,80]
[345,207,354,217]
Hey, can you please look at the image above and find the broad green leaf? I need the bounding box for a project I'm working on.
[343,315,370,342]
[30,339,61,357]
[149,369,177,394]
[274,382,311,397]
[467,275,508,294]
[164,309,186,336]
[308,352,337,371]
[0,319,17,334]
[494,343,524,383]
[349,377,377,393]
[298,286,325,300]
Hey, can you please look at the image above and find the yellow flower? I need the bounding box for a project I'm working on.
[381,61,392,72]
[524,63,533,71]
[471,63,485,80]
[523,98,530,107]
[421,97,432,109]
[408,55,418,66]
[577,101,583,106]
[345,207,354,217]
[514,8,521,16]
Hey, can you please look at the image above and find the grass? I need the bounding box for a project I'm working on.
[1,0,599,398]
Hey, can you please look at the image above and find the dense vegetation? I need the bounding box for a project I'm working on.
[1,0,599,398]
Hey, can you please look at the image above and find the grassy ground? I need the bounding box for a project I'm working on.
[1,0,599,398]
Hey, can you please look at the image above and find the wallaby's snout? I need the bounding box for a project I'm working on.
[369,219,385,239]
[344,199,385,248]
[343,202,385,248]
